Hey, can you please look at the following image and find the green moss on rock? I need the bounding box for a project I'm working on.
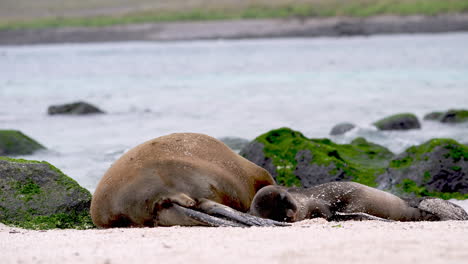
[380,138,468,199]
[252,127,394,187]
[0,157,94,229]
[373,113,421,131]
[424,109,468,123]
[3,211,94,230]
[0,130,45,156]
[423,111,444,121]
[440,109,468,123]
[389,138,468,169]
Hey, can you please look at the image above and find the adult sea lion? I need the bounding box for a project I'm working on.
[249,182,468,222]
[91,133,286,228]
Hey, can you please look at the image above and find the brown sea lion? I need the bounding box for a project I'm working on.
[91,133,286,228]
[249,182,468,222]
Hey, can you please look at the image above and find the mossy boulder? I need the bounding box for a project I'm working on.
[240,127,394,187]
[373,113,421,130]
[0,157,94,229]
[423,109,468,123]
[440,109,468,123]
[423,111,444,121]
[48,101,104,115]
[329,122,356,135]
[377,139,468,199]
[0,130,45,155]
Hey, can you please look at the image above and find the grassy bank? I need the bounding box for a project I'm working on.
[1,0,468,30]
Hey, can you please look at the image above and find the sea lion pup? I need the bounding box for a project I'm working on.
[250,182,468,222]
[91,133,287,228]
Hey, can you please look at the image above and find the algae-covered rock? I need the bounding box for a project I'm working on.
[440,109,468,123]
[48,101,104,115]
[240,127,394,187]
[377,139,468,199]
[0,130,45,155]
[329,122,355,135]
[423,111,444,121]
[373,113,421,130]
[0,157,94,229]
[423,109,468,123]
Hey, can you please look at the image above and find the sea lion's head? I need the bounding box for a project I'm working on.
[249,185,298,222]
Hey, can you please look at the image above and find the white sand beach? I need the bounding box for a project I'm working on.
[2,219,468,264]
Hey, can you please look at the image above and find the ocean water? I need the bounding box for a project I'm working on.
[1,33,467,199]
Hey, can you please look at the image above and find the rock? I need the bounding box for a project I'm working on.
[239,141,277,179]
[240,127,394,187]
[423,111,444,121]
[440,109,468,123]
[373,113,421,130]
[377,139,468,199]
[218,137,250,151]
[329,122,356,135]
[423,109,468,123]
[0,130,45,155]
[48,101,104,115]
[0,157,94,229]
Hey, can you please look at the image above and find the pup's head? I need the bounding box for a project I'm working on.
[249,186,297,222]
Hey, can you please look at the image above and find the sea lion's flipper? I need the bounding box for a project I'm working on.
[417,198,468,221]
[332,212,395,222]
[172,204,246,227]
[198,199,290,227]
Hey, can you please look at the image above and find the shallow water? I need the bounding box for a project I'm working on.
[0,33,467,193]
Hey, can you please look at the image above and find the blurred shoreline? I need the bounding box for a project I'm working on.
[1,14,468,45]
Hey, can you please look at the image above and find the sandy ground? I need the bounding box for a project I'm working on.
[2,14,468,45]
[1,219,467,264]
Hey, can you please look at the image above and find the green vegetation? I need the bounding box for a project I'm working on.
[15,178,41,202]
[399,179,468,200]
[1,210,95,230]
[1,0,468,30]
[254,127,394,187]
[0,130,45,155]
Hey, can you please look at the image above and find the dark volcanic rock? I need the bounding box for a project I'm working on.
[377,139,468,198]
[239,141,277,179]
[0,130,45,155]
[294,149,350,187]
[0,157,93,229]
[48,101,104,115]
[330,122,356,135]
[373,113,421,131]
[219,137,250,151]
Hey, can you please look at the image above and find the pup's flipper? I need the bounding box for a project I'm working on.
[332,212,395,222]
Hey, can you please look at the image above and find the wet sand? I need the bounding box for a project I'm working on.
[1,219,467,264]
[1,14,468,45]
